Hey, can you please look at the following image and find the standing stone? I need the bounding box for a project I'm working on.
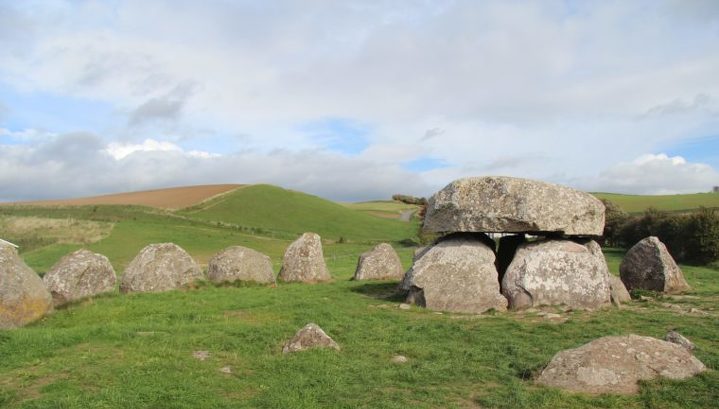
[424,176,605,236]
[353,243,403,281]
[278,233,330,283]
[207,246,275,284]
[404,234,507,314]
[536,334,706,394]
[282,323,340,353]
[43,249,117,307]
[496,234,526,282]
[120,243,202,293]
[502,239,611,310]
[0,244,52,328]
[608,275,631,306]
[620,237,690,294]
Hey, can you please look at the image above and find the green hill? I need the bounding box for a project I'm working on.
[180,184,418,242]
[592,192,719,213]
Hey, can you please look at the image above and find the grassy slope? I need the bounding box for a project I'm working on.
[593,192,719,213]
[342,200,420,219]
[181,184,418,242]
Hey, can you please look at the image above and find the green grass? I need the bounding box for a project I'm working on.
[593,192,719,214]
[342,200,420,219]
[0,186,717,408]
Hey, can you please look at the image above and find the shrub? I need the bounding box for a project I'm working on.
[683,207,719,264]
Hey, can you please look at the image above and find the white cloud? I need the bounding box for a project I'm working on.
[582,153,719,194]
[104,139,217,160]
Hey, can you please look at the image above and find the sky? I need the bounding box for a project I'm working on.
[0,0,718,202]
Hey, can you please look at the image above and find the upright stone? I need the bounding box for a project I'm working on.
[620,236,690,294]
[353,243,403,281]
[537,334,706,394]
[120,243,202,293]
[608,275,631,306]
[0,244,52,328]
[278,233,331,283]
[207,246,275,284]
[502,239,611,310]
[424,176,605,236]
[43,249,117,306]
[404,234,507,314]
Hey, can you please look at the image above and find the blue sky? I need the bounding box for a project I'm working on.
[0,0,718,201]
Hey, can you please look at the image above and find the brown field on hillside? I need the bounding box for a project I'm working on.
[5,184,244,210]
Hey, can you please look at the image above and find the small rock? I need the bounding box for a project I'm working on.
[282,323,340,354]
[398,303,411,310]
[536,311,547,317]
[391,355,409,364]
[545,313,562,319]
[665,331,695,351]
[219,366,232,374]
[688,308,709,316]
[193,350,210,361]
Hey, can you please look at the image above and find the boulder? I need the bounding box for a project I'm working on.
[120,243,202,293]
[207,246,275,284]
[620,237,690,294]
[43,249,117,307]
[665,331,695,351]
[502,239,611,310]
[537,334,706,394]
[353,243,403,281]
[608,275,631,306]
[0,244,52,328]
[404,234,507,313]
[278,233,331,283]
[282,323,340,354]
[423,176,605,236]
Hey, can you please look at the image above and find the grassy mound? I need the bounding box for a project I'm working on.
[593,192,719,213]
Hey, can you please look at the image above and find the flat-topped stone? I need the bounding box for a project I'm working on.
[207,246,275,284]
[120,243,202,293]
[423,176,605,236]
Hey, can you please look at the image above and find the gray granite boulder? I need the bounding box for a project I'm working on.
[207,246,275,284]
[0,244,52,328]
[537,334,706,394]
[120,243,202,293]
[403,234,507,313]
[353,243,403,281]
[423,176,605,236]
[620,237,690,294]
[502,239,611,310]
[282,323,340,353]
[609,275,631,306]
[43,249,116,306]
[278,233,331,283]
[665,330,695,351]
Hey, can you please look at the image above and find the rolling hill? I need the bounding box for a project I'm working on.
[592,192,719,213]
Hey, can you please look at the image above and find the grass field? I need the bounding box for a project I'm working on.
[0,185,717,408]
[342,201,420,220]
[593,192,719,214]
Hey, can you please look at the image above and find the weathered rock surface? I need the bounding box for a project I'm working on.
[609,275,632,306]
[404,234,507,313]
[537,334,706,394]
[0,244,52,328]
[423,176,605,236]
[278,233,331,283]
[665,331,695,351]
[620,237,690,294]
[353,243,403,281]
[282,323,340,353]
[502,239,611,310]
[120,243,202,293]
[42,249,116,306]
[207,246,275,284]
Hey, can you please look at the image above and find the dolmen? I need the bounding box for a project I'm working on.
[43,249,117,306]
[278,233,331,283]
[0,243,52,328]
[620,236,690,294]
[402,176,612,313]
[120,243,203,293]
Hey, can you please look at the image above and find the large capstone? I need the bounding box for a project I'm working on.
[43,249,117,307]
[120,243,203,293]
[353,243,403,281]
[278,233,331,283]
[403,234,507,314]
[537,334,706,394]
[501,239,611,310]
[207,246,275,284]
[423,176,605,236]
[620,236,690,294]
[0,244,52,328]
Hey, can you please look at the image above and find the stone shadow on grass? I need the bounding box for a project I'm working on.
[350,282,406,302]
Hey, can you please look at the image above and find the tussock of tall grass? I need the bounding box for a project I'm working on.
[0,216,114,245]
